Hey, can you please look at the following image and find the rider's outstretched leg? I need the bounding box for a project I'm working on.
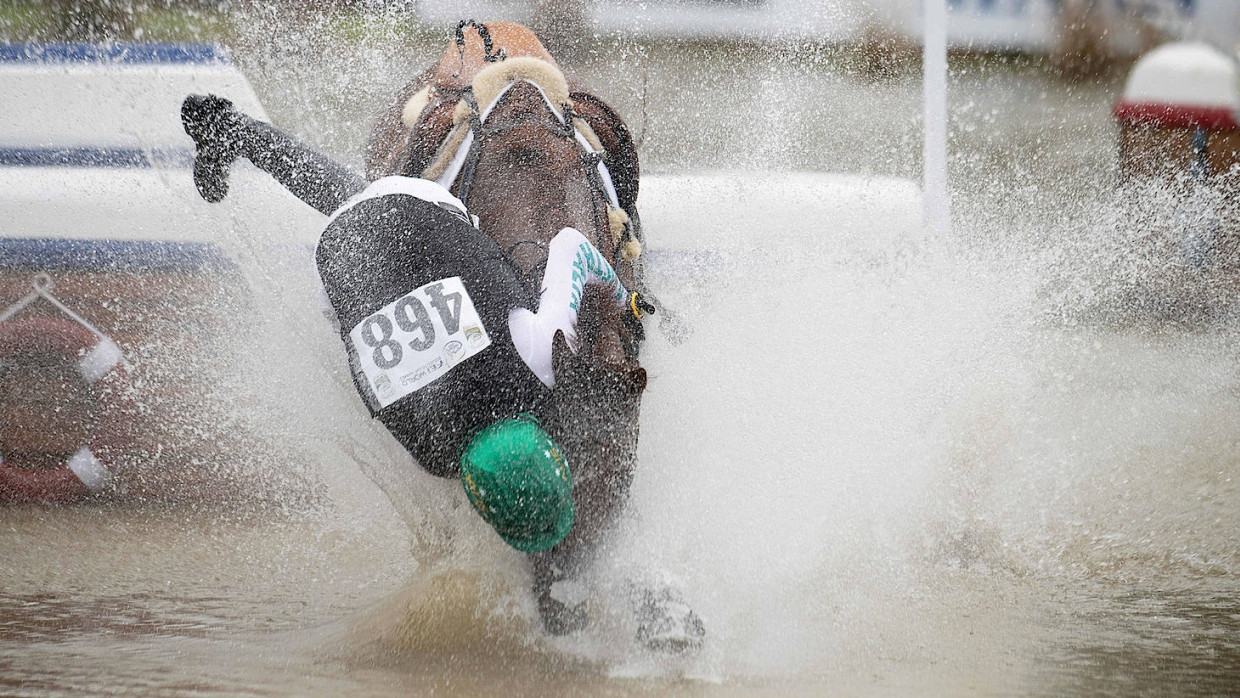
[181,94,366,215]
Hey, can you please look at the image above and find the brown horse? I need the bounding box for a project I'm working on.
[367,22,649,633]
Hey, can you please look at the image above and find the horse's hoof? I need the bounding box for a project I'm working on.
[634,587,706,653]
[538,590,588,636]
[536,575,589,636]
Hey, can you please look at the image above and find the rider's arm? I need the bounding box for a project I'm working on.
[537,226,630,342]
[508,227,630,388]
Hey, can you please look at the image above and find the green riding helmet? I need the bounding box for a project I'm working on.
[460,414,574,553]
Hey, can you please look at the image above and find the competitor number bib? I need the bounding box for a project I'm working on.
[349,277,491,408]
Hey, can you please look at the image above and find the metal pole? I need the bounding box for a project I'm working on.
[924,0,949,238]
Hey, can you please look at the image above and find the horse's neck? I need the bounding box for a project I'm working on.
[479,213,610,286]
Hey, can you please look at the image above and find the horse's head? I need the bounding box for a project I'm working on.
[465,79,611,279]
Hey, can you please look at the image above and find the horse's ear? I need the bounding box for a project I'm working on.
[628,366,647,394]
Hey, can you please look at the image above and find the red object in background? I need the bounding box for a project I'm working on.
[0,316,132,504]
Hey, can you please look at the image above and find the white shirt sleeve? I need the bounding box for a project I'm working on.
[508,227,630,388]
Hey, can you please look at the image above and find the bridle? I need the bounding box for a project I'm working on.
[433,79,627,276]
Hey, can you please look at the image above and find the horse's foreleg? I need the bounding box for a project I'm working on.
[528,472,633,636]
[529,546,590,635]
[529,424,639,635]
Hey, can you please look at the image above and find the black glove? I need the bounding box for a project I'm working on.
[181,94,246,203]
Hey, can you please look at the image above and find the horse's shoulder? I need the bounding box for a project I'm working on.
[365,65,438,178]
[365,23,562,179]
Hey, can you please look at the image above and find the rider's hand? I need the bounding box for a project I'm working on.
[181,94,246,203]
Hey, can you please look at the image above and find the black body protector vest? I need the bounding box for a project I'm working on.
[315,193,550,478]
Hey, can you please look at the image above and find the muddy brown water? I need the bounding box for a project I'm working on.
[3,18,1240,696]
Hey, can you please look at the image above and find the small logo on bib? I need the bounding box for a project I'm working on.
[444,340,466,364]
[373,373,394,399]
[464,325,485,348]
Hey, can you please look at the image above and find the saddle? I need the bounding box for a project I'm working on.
[364,22,641,229]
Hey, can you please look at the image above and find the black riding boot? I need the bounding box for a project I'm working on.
[181,94,366,214]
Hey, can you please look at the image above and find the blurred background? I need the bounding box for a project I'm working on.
[6,0,1237,58]
[6,0,1234,230]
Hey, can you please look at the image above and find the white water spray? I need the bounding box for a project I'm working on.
[9,8,1240,693]
[923,0,949,238]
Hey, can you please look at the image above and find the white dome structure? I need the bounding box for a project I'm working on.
[1114,41,1240,130]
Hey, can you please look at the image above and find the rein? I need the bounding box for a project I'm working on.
[452,20,506,77]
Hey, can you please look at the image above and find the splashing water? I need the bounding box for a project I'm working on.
[3,8,1240,695]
